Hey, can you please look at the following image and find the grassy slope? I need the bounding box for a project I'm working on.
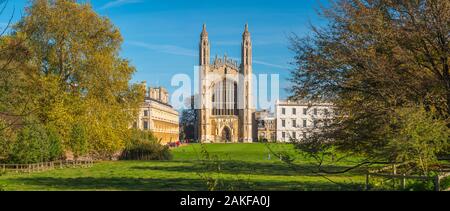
[0,144,365,191]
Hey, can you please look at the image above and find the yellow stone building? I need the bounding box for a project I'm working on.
[134,86,180,144]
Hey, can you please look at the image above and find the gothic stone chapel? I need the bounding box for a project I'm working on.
[198,24,254,143]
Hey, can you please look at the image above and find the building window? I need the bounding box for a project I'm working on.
[292,119,297,128]
[282,132,286,139]
[303,119,307,127]
[314,108,318,115]
[143,121,149,130]
[303,132,307,139]
[258,120,265,129]
[144,110,149,117]
[282,108,286,115]
[293,108,296,115]
[211,80,238,116]
[292,132,296,139]
[303,108,307,115]
[282,120,286,127]
[313,119,318,128]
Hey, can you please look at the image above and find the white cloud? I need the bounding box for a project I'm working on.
[128,41,289,69]
[253,60,289,69]
[127,41,197,57]
[99,0,143,10]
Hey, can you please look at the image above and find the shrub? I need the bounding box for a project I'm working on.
[0,119,16,162]
[120,130,172,161]
[8,119,63,164]
[405,180,435,191]
[441,176,450,191]
[386,107,449,175]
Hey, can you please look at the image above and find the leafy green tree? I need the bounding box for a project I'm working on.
[180,95,199,141]
[45,126,64,161]
[385,107,449,175]
[9,117,63,164]
[69,123,88,160]
[3,0,144,159]
[0,119,16,162]
[288,0,450,173]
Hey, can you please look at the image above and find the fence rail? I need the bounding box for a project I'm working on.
[0,160,95,173]
[365,167,450,191]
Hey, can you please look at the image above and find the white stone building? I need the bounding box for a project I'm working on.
[275,100,334,142]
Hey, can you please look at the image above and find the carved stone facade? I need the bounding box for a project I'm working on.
[254,110,276,142]
[198,24,254,143]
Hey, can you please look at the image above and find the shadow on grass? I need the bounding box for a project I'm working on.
[5,177,206,191]
[5,176,362,191]
[2,160,365,191]
[132,160,365,178]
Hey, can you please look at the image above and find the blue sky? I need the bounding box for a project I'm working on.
[1,0,328,102]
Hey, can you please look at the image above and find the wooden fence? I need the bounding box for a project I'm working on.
[365,164,450,191]
[0,160,95,174]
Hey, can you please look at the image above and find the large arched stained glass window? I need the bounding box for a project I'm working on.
[212,78,238,116]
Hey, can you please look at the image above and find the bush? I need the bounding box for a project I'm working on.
[8,119,63,164]
[120,130,172,161]
[0,120,16,162]
[405,180,435,191]
[386,107,449,175]
[441,176,450,191]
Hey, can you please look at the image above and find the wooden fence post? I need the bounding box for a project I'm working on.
[434,175,440,192]
[401,174,406,190]
[365,173,370,191]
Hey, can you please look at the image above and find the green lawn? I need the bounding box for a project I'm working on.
[0,143,366,191]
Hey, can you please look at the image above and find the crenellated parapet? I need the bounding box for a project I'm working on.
[211,55,239,70]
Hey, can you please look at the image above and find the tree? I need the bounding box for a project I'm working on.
[0,0,31,163]
[0,0,144,161]
[180,95,199,141]
[386,107,449,175]
[180,109,198,141]
[0,119,15,162]
[0,0,33,133]
[14,0,144,158]
[69,123,88,160]
[288,0,450,174]
[8,117,63,164]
